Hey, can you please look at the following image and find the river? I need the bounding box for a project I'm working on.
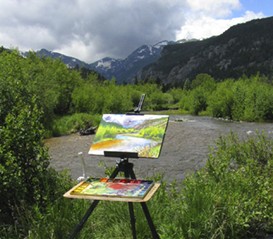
[45,115,273,183]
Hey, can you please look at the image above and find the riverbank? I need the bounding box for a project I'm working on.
[45,115,273,182]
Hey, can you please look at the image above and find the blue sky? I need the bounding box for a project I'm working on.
[176,0,271,42]
[0,0,272,62]
[233,0,273,18]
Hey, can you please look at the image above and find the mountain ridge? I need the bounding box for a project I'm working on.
[139,16,273,87]
[88,40,175,83]
[27,16,273,87]
[34,40,177,84]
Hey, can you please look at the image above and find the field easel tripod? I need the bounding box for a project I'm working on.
[67,94,161,239]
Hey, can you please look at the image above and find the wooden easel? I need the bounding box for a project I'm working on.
[65,153,160,239]
[65,94,161,238]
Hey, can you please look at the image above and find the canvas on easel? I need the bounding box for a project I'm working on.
[88,114,169,159]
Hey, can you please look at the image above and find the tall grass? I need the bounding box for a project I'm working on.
[2,132,273,238]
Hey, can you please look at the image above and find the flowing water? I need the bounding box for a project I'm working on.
[89,134,158,157]
[45,115,273,183]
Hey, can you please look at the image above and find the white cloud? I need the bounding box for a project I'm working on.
[186,0,241,17]
[176,1,265,40]
[54,38,105,63]
[0,0,269,62]
[0,0,188,62]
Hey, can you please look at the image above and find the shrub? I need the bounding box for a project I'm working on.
[177,132,273,238]
[0,98,49,225]
[51,113,101,136]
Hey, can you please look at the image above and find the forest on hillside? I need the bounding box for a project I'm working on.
[0,49,272,137]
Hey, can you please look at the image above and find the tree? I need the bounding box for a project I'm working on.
[183,75,216,115]
[25,53,82,119]
[0,50,28,124]
[242,77,273,121]
[0,97,49,224]
[191,73,215,90]
[207,80,234,119]
[0,50,52,224]
[191,87,207,115]
[231,80,246,120]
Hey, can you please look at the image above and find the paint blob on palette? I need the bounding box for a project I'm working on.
[71,177,155,199]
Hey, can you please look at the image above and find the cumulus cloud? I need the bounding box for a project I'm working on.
[0,0,187,62]
[176,0,265,40]
[0,0,268,62]
[186,0,241,18]
[176,11,265,40]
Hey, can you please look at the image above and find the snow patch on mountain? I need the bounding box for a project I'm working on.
[88,40,177,83]
[30,39,194,84]
[97,60,112,69]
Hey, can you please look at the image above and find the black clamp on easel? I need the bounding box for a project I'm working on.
[68,94,160,239]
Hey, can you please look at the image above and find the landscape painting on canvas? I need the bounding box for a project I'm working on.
[88,114,169,158]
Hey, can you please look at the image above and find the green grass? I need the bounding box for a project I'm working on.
[2,132,273,238]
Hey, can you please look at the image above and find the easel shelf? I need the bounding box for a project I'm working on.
[64,182,160,203]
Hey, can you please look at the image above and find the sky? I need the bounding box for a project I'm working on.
[0,0,272,63]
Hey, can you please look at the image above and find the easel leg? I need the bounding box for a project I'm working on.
[124,161,137,239]
[125,160,160,239]
[128,202,137,239]
[141,202,160,239]
[68,200,99,239]
[69,165,120,239]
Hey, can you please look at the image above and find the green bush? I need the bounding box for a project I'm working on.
[71,81,134,115]
[177,132,273,238]
[207,80,234,119]
[51,113,101,136]
[0,169,78,239]
[0,97,50,225]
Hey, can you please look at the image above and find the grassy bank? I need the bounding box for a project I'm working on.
[2,132,273,239]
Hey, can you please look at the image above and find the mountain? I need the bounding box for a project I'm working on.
[139,16,273,88]
[35,49,90,69]
[28,17,273,87]
[32,41,175,84]
[89,40,174,83]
